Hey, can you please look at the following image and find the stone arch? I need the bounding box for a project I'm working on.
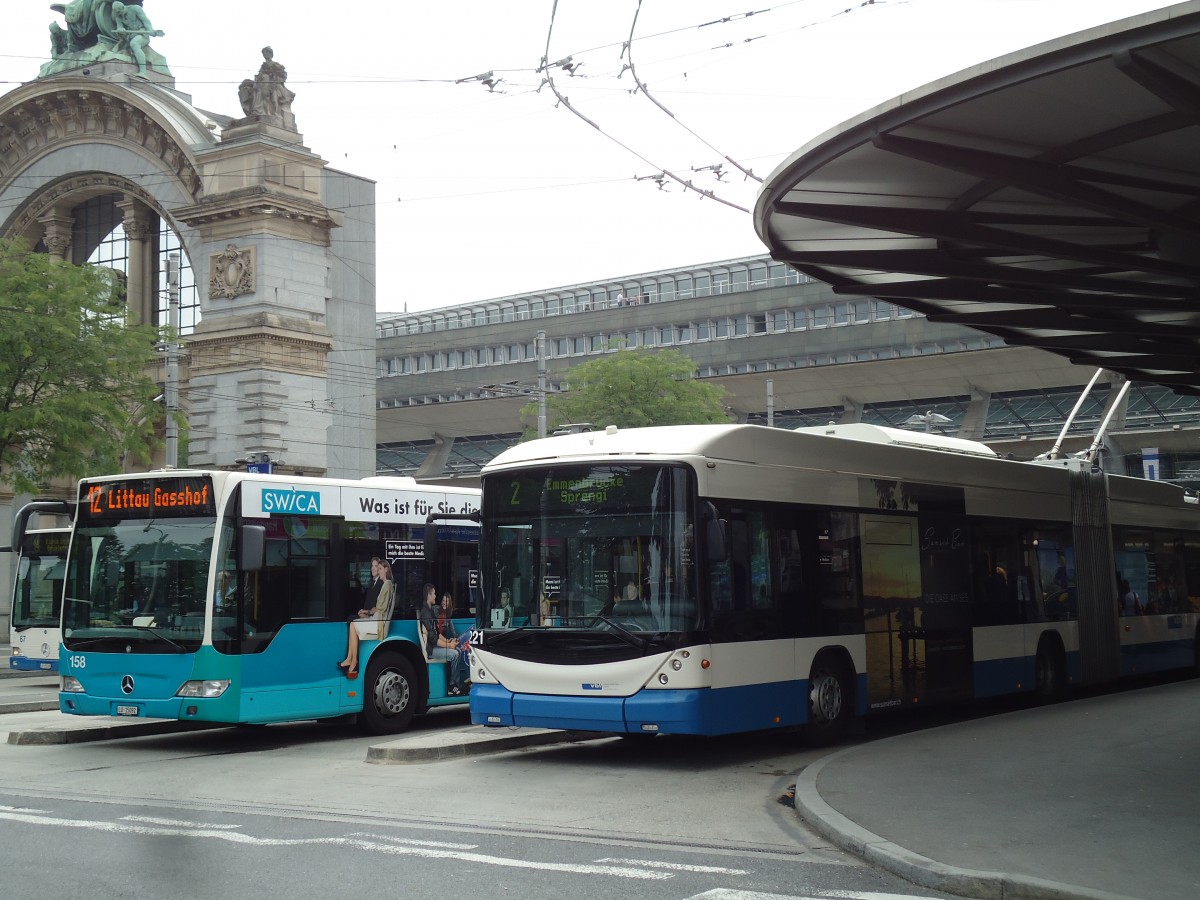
[0,78,206,200]
[0,79,213,329]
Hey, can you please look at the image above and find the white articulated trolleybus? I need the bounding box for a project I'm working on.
[467,423,1200,742]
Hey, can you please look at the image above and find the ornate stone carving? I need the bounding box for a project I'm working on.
[209,244,255,300]
[42,232,72,259]
[119,200,152,242]
[0,89,202,197]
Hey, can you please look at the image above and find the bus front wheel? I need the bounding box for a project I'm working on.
[806,656,852,746]
[360,653,419,735]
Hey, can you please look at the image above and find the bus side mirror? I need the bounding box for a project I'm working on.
[423,522,439,564]
[239,525,265,572]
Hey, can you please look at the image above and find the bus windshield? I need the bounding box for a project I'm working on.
[481,463,697,634]
[62,517,216,653]
[12,532,68,629]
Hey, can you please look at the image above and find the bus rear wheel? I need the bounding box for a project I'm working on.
[806,656,851,746]
[360,653,419,735]
[1034,636,1068,703]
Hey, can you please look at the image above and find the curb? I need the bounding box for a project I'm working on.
[0,700,61,715]
[793,748,1140,900]
[366,727,595,764]
[0,670,56,680]
[6,719,219,745]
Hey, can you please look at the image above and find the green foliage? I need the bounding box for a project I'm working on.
[520,348,729,439]
[0,239,164,493]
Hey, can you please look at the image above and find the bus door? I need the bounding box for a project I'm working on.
[861,511,973,708]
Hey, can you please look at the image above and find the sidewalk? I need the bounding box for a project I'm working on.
[792,678,1200,900]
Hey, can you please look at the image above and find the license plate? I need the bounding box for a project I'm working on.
[116,705,139,717]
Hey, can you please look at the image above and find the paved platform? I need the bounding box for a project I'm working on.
[794,678,1199,900]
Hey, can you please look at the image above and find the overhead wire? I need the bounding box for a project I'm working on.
[538,0,750,214]
[621,0,763,185]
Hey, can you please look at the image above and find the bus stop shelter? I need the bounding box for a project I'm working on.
[755,2,1200,394]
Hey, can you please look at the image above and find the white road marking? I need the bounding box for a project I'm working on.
[347,832,479,850]
[0,809,673,880]
[121,815,241,829]
[0,805,47,813]
[597,857,749,875]
[690,889,940,899]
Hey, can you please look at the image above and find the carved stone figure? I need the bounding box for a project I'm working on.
[236,47,297,131]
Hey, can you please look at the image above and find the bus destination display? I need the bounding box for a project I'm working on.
[506,466,661,515]
[80,476,216,521]
[25,530,70,555]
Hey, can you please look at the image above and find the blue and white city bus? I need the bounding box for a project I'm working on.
[59,470,479,733]
[469,423,1200,742]
[7,501,74,672]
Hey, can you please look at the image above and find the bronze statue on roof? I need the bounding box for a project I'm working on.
[43,1,171,79]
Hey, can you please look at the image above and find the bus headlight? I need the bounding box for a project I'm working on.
[176,680,231,699]
[670,659,683,671]
[61,676,84,693]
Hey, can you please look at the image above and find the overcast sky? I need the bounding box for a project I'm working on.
[0,0,1179,313]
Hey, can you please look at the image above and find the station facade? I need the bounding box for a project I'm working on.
[374,254,1200,485]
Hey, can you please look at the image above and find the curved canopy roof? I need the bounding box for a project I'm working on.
[756,2,1200,394]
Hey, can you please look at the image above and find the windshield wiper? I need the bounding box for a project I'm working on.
[67,628,188,653]
[588,616,650,651]
[66,637,121,650]
[483,625,533,648]
[133,626,188,652]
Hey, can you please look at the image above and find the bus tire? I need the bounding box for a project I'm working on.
[359,653,419,735]
[805,655,852,746]
[1034,634,1069,703]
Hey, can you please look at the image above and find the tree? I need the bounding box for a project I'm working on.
[521,348,729,438]
[0,239,165,493]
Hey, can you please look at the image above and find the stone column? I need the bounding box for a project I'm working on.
[117,199,155,326]
[37,213,73,263]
